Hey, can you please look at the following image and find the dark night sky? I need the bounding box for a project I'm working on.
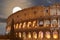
[0,0,60,35]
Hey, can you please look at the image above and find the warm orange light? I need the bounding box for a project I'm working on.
[53,31,58,39]
[19,23,22,29]
[53,34,58,39]
[45,31,51,39]
[6,26,11,33]
[14,24,15,29]
[19,32,21,38]
[33,21,36,27]
[23,22,26,28]
[28,32,31,38]
[46,35,50,39]
[33,32,37,39]
[38,31,43,39]
[16,24,19,29]
[27,22,31,28]
[34,35,37,39]
[28,35,31,38]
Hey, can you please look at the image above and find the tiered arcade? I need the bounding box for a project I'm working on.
[6,4,60,40]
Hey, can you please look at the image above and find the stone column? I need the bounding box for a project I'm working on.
[9,19,16,40]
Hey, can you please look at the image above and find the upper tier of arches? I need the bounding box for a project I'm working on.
[7,4,60,26]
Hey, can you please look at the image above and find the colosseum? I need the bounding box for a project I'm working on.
[6,4,60,40]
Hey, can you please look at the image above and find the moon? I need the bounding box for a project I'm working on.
[12,7,22,13]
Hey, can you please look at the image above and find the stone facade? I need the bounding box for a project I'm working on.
[6,4,60,40]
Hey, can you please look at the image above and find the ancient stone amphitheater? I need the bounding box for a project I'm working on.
[6,4,60,40]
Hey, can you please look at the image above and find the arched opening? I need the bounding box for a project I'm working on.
[45,31,51,39]
[28,32,31,38]
[53,30,58,39]
[23,32,26,39]
[33,32,37,39]
[38,31,43,39]
[12,7,22,13]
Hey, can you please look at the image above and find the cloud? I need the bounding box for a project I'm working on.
[31,0,60,6]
